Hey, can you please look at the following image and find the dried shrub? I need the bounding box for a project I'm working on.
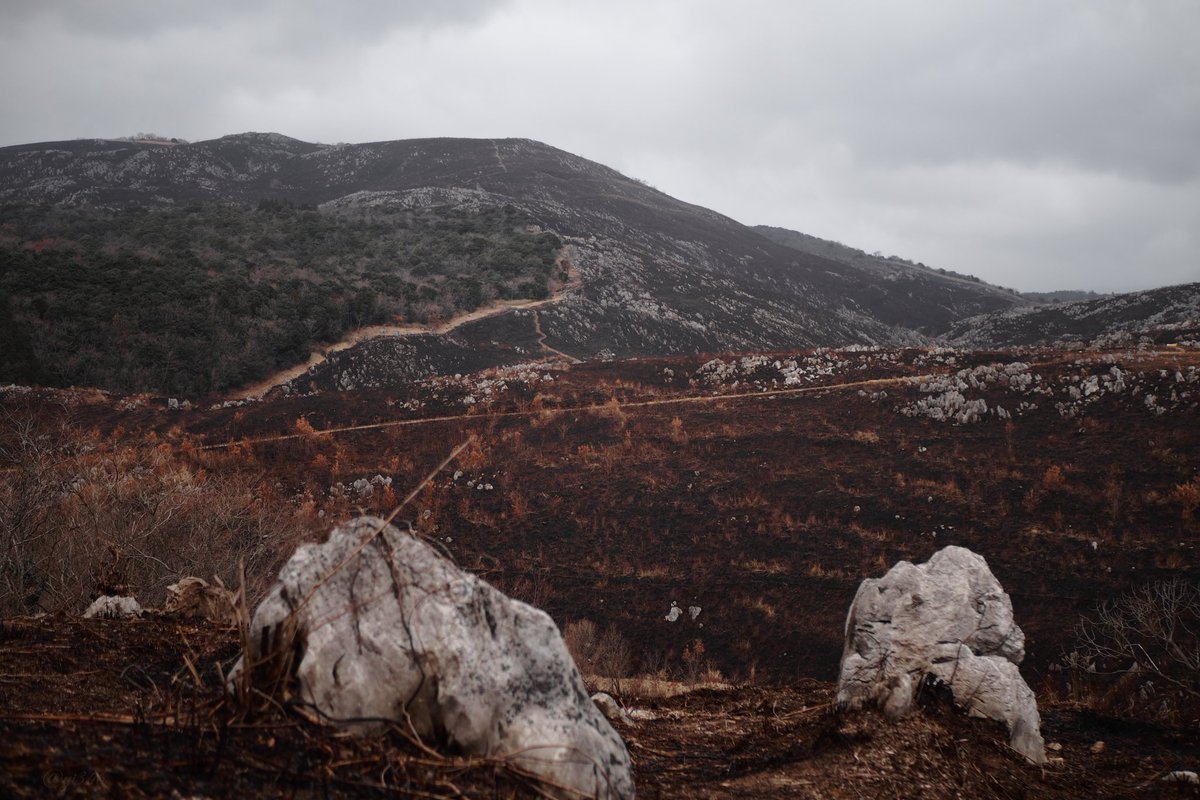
[1041,464,1067,491]
[1174,476,1200,520]
[850,430,880,444]
[564,619,632,690]
[1064,578,1200,722]
[0,415,318,616]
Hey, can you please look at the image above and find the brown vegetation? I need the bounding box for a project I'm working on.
[1,345,1198,796]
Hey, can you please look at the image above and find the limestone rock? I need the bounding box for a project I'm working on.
[1163,771,1199,785]
[836,545,1046,764]
[591,692,632,726]
[83,595,143,619]
[233,517,633,800]
[163,577,239,626]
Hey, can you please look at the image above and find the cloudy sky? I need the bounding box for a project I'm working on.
[2,0,1197,292]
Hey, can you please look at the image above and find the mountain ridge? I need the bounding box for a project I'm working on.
[1,132,1192,394]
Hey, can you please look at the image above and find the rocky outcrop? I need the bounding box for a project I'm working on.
[836,546,1045,764]
[233,517,634,800]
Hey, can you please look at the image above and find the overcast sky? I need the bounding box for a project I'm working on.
[2,0,1197,292]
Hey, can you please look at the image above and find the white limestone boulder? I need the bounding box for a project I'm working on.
[83,595,143,619]
[232,517,634,800]
[836,545,1046,764]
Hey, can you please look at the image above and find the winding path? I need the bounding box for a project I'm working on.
[231,249,582,400]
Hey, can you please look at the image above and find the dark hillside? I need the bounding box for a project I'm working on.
[0,202,559,394]
[947,282,1200,347]
[755,224,1031,334]
[0,134,1001,395]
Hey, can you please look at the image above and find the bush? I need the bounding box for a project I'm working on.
[1064,578,1200,722]
[0,414,318,616]
[564,618,632,691]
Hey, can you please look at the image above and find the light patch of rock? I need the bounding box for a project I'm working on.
[836,545,1046,764]
[163,577,239,626]
[591,692,632,725]
[232,517,633,800]
[83,595,143,619]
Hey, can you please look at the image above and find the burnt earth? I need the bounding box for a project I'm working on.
[1,617,1197,799]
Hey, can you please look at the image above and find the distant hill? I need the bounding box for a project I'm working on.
[754,225,1030,335]
[945,282,1200,347]
[0,132,1180,394]
[1020,290,1107,304]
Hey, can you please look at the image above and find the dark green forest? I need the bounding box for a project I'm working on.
[0,202,561,395]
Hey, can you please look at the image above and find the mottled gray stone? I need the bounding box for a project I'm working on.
[233,517,633,799]
[836,545,1045,764]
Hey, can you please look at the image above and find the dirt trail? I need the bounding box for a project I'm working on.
[532,310,580,363]
[203,373,934,451]
[232,249,582,400]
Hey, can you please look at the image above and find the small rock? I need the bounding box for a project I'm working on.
[1047,742,1062,751]
[1090,741,1106,754]
[1163,771,1199,785]
[591,692,632,725]
[83,595,143,619]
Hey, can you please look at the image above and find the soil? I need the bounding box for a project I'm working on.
[2,344,1198,797]
[1,616,1197,799]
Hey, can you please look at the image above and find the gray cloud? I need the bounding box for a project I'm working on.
[1,0,1195,292]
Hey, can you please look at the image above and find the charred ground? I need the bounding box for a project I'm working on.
[1,344,1198,797]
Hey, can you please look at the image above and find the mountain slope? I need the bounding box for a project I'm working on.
[944,282,1200,347]
[0,134,928,393]
[0,132,1121,394]
[754,225,1032,335]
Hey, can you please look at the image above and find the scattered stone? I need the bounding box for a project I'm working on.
[1163,771,1199,784]
[232,517,633,800]
[163,577,239,626]
[1047,742,1062,752]
[836,545,1046,764]
[591,692,632,725]
[83,595,143,619]
[1090,741,1106,754]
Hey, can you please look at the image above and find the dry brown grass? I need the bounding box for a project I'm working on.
[1174,476,1200,520]
[850,429,880,444]
[0,415,319,616]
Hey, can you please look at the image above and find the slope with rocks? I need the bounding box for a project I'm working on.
[1,134,962,393]
[755,224,1032,335]
[945,282,1200,348]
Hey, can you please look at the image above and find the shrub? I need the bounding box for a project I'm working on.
[1064,578,1200,722]
[0,415,317,616]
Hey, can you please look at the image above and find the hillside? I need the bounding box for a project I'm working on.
[946,282,1200,348]
[754,224,1031,334]
[0,201,560,394]
[0,133,1045,395]
[2,341,1198,797]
